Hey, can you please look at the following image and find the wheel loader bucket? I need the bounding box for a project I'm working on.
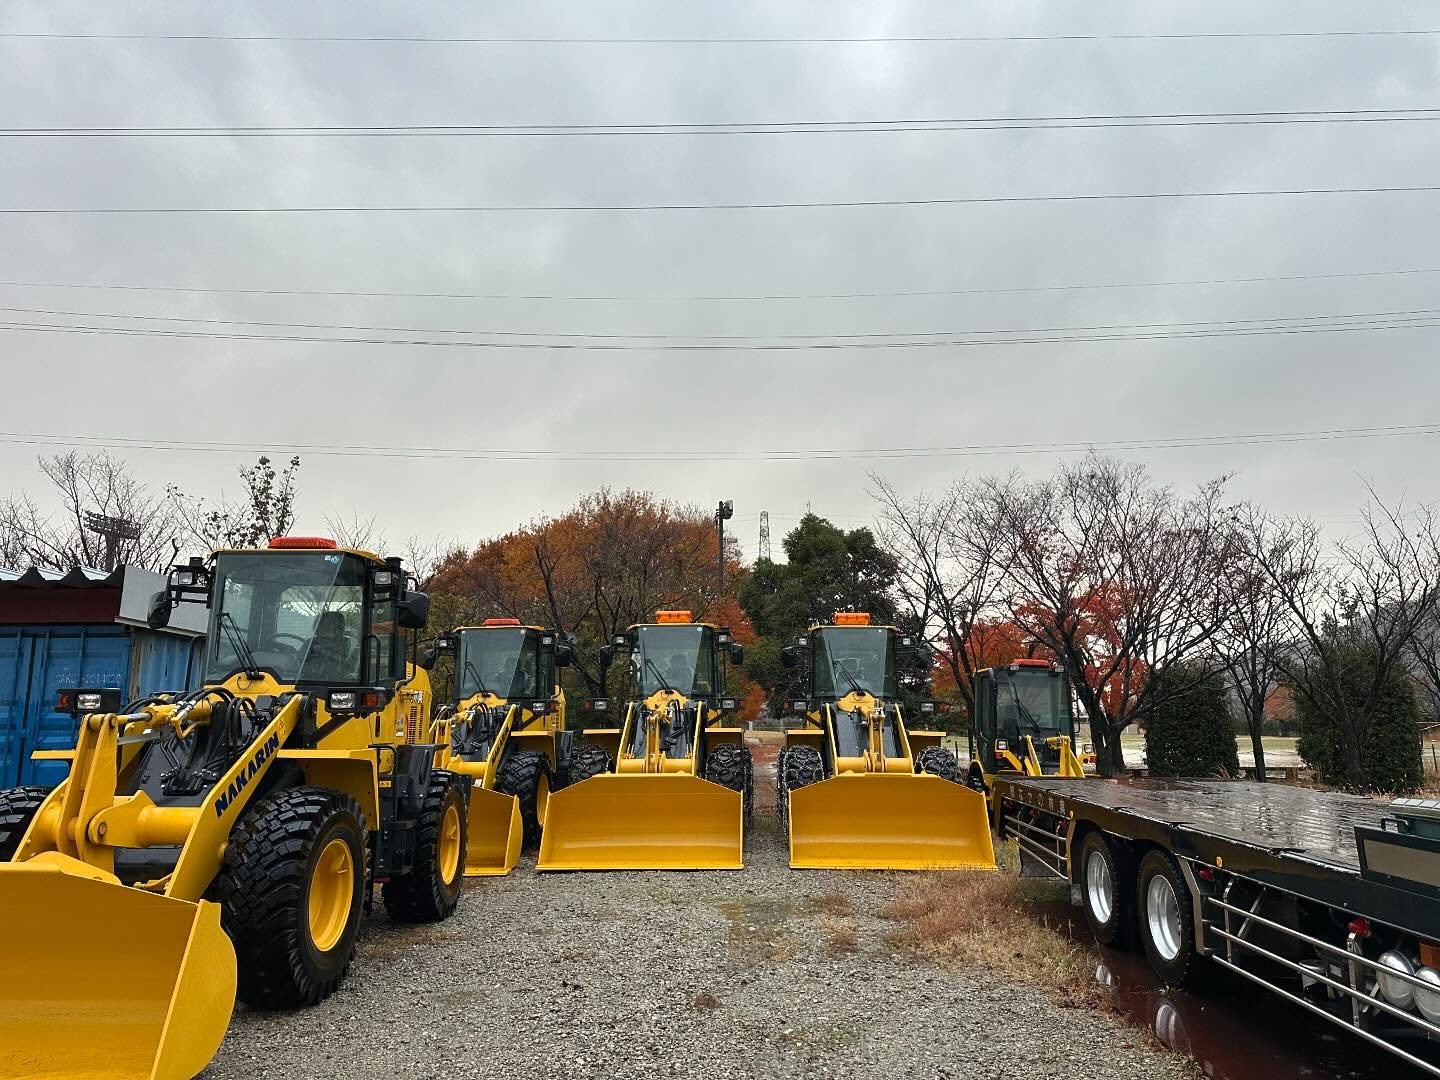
[0,860,237,1080]
[787,773,997,870]
[536,773,743,871]
[463,784,523,877]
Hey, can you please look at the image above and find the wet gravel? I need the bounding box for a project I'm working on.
[205,818,1193,1080]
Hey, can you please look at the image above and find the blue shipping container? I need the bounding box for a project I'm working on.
[0,625,201,788]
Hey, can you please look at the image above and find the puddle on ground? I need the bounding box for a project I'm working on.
[1038,897,1432,1080]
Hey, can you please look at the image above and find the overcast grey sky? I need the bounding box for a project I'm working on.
[1,1,1437,559]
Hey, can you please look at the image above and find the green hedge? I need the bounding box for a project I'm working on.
[1144,665,1241,778]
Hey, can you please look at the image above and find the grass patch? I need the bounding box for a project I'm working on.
[882,848,1104,1009]
[806,892,852,916]
[691,991,721,1012]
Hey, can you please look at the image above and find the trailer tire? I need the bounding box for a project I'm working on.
[568,742,613,784]
[779,745,824,840]
[1078,830,1131,948]
[704,743,754,828]
[916,746,964,784]
[217,786,367,1009]
[0,785,49,862]
[384,769,467,924]
[1136,848,1197,986]
[496,750,552,849]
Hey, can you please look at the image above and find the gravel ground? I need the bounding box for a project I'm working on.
[205,815,1193,1080]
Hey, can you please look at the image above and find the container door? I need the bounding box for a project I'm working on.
[132,631,204,700]
[0,629,26,788]
[19,627,132,788]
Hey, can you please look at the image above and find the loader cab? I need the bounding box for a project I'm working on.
[444,620,574,709]
[195,538,425,691]
[971,660,1075,777]
[606,611,743,707]
[781,614,928,707]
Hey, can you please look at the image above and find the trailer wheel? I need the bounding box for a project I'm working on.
[0,785,49,862]
[1078,830,1131,947]
[915,746,964,784]
[1137,849,1197,985]
[496,750,552,849]
[384,769,467,924]
[216,786,367,1009]
[779,745,824,840]
[568,742,613,784]
[704,743,754,828]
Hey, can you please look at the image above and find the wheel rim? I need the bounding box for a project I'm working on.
[307,837,355,953]
[1086,848,1114,924]
[438,800,462,885]
[535,774,551,827]
[1146,873,1184,961]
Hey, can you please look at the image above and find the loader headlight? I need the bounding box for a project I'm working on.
[719,697,739,711]
[1377,951,1417,1009]
[329,691,357,712]
[995,739,1009,752]
[76,691,104,711]
[919,701,936,714]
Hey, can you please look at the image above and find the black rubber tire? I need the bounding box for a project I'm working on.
[568,742,614,784]
[779,745,824,840]
[495,750,552,849]
[965,762,989,793]
[215,786,367,1009]
[1078,830,1132,948]
[915,746,965,784]
[703,743,754,828]
[1136,848,1198,986]
[774,745,792,828]
[0,786,49,862]
[383,769,466,924]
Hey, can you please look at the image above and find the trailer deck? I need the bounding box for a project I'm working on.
[994,774,1440,1076]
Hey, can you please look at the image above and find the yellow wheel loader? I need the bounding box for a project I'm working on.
[777,613,995,871]
[537,610,750,871]
[425,619,577,876]
[0,538,467,1080]
[966,660,1086,795]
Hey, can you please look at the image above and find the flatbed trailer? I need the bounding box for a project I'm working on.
[995,775,1440,1076]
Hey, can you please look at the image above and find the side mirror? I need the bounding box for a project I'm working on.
[418,647,438,670]
[146,590,172,630]
[599,644,614,666]
[728,643,744,666]
[780,646,798,669]
[555,642,575,668]
[397,590,430,630]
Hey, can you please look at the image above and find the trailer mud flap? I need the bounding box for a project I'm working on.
[536,774,744,871]
[463,786,523,877]
[787,773,997,870]
[0,859,236,1080]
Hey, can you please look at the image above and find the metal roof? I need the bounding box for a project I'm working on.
[0,565,124,587]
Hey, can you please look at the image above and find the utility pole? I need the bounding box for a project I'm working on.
[758,510,771,562]
[715,500,733,596]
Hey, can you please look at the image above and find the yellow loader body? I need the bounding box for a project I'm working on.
[536,772,743,871]
[787,772,995,870]
[0,859,235,1080]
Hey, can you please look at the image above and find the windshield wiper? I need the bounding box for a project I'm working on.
[1008,684,1044,734]
[832,659,867,696]
[463,661,491,698]
[644,656,676,694]
[220,612,261,679]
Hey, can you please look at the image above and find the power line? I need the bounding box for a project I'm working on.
[0,422,1435,463]
[2,265,1437,302]
[5,312,1440,351]
[5,184,1440,214]
[4,30,1438,43]
[7,108,1440,136]
[3,301,1439,341]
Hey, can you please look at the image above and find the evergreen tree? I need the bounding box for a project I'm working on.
[1144,664,1241,778]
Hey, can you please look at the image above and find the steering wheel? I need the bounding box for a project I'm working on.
[271,633,309,656]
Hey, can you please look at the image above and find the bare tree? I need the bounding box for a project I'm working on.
[1409,607,1440,726]
[0,451,177,571]
[1251,496,1440,789]
[994,457,1237,777]
[1216,505,1289,781]
[871,474,1015,716]
[324,510,385,553]
[168,455,300,551]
